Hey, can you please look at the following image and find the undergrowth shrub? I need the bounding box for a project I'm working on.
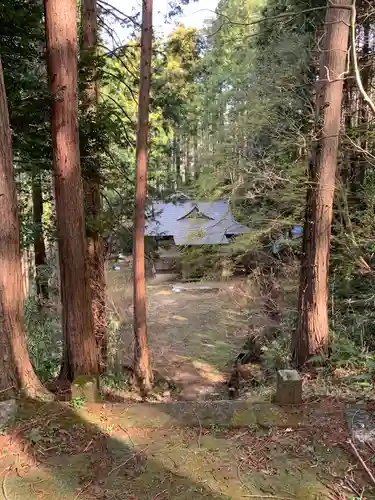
[102,301,133,391]
[180,245,221,279]
[25,295,62,382]
[261,336,291,374]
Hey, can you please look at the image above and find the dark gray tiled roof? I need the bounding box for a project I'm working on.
[145,200,249,245]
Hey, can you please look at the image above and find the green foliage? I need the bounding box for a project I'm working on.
[69,397,86,409]
[180,245,223,279]
[24,296,62,382]
[28,427,43,443]
[101,372,129,391]
[261,337,291,375]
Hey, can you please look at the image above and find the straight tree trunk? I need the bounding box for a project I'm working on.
[81,0,107,374]
[44,0,99,380]
[0,57,50,398]
[193,134,199,179]
[355,20,370,187]
[175,133,181,188]
[292,0,351,367]
[32,170,49,304]
[133,0,153,396]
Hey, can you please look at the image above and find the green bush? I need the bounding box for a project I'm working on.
[261,336,291,374]
[25,296,62,382]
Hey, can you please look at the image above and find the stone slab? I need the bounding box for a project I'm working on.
[87,401,302,429]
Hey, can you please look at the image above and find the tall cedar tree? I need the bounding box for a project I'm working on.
[44,0,99,379]
[81,0,107,373]
[32,169,49,304]
[133,0,153,395]
[0,57,49,398]
[292,0,351,366]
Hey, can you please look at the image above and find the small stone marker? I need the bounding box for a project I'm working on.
[71,375,100,403]
[275,369,302,405]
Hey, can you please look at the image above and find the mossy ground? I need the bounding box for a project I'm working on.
[0,398,374,499]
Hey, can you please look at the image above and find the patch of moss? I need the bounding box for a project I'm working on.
[231,408,257,426]
[72,375,98,387]
[254,405,285,427]
[294,485,329,500]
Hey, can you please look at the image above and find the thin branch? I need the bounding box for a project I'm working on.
[348,439,375,486]
[108,455,137,476]
[103,146,134,184]
[102,43,141,57]
[350,0,375,114]
[97,14,123,48]
[101,91,135,127]
[210,4,350,29]
[1,468,10,500]
[101,69,138,103]
[98,0,140,26]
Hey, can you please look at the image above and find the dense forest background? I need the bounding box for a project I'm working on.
[1,0,375,398]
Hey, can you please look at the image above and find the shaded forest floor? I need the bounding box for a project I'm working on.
[1,398,375,499]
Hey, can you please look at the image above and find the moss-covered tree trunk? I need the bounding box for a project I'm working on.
[292,0,351,367]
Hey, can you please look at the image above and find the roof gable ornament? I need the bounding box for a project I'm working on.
[177,205,214,221]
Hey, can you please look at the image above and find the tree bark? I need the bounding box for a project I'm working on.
[81,0,107,374]
[44,0,99,380]
[174,133,181,188]
[193,134,199,179]
[0,57,50,398]
[32,170,49,304]
[292,0,351,367]
[133,0,153,396]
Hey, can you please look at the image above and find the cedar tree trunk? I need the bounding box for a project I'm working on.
[0,57,50,398]
[44,0,99,380]
[32,170,49,304]
[133,0,153,395]
[292,0,351,367]
[81,0,107,373]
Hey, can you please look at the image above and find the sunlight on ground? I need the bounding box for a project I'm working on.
[0,399,369,499]
[106,266,249,399]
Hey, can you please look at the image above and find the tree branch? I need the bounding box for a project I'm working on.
[211,4,351,29]
[350,0,375,115]
[97,0,140,26]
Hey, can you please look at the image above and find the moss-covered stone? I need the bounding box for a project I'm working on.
[275,369,302,405]
[231,408,257,426]
[71,375,100,402]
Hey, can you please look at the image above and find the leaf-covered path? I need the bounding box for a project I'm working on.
[107,268,250,400]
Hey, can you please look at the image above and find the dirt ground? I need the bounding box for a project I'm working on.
[106,266,252,400]
[1,398,375,499]
[1,268,375,498]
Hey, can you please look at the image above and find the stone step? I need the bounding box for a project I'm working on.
[81,400,329,430]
